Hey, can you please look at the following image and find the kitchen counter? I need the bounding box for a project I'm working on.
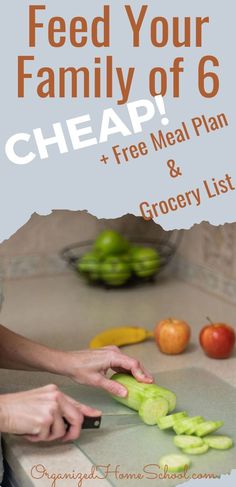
[1,272,236,486]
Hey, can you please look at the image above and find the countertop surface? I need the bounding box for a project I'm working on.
[1,272,236,486]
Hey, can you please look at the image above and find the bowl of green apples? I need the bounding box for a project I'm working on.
[61,229,178,288]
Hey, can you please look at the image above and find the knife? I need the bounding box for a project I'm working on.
[65,412,142,430]
[15,413,140,437]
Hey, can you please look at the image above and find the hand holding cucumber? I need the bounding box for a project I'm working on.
[62,347,153,398]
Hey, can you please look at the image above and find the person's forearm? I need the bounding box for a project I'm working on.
[0,324,67,375]
[0,325,154,396]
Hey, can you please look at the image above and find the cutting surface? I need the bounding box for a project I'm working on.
[63,367,236,487]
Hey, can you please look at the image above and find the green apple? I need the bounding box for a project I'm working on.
[77,251,101,281]
[131,247,160,278]
[94,230,129,257]
[101,256,131,286]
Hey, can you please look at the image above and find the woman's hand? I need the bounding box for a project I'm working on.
[0,324,153,399]
[62,346,154,397]
[0,384,101,442]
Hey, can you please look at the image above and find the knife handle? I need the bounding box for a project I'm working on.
[63,415,102,431]
[83,415,102,429]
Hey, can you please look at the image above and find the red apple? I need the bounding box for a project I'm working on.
[199,323,235,359]
[154,318,191,355]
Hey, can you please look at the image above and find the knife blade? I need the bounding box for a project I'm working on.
[100,412,142,428]
[81,412,142,429]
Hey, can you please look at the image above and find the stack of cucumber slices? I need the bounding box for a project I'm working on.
[157,411,233,472]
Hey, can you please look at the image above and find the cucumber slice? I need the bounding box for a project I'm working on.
[185,420,206,435]
[204,436,233,450]
[174,435,204,449]
[195,421,224,437]
[183,443,209,455]
[157,412,188,430]
[159,454,191,472]
[139,397,169,425]
[173,416,204,435]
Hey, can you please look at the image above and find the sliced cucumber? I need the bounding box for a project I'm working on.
[159,454,191,472]
[111,374,146,410]
[157,412,188,430]
[139,397,169,425]
[111,390,143,411]
[174,435,204,449]
[111,374,176,412]
[144,385,176,412]
[173,416,204,435]
[183,443,209,455]
[204,435,233,450]
[195,421,224,437]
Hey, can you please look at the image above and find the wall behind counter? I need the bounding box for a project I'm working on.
[0,211,235,304]
[0,211,165,278]
[175,222,236,304]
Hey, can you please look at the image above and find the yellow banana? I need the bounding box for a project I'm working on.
[89,326,154,349]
